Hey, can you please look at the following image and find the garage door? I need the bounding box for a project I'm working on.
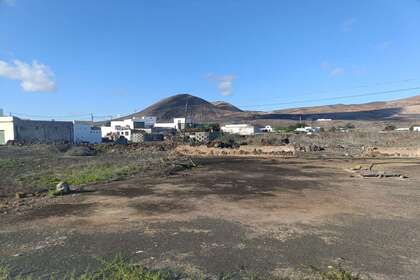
[0,130,5,145]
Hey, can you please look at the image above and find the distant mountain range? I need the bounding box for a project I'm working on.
[119,93,420,123]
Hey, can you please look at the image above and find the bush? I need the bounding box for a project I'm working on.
[383,125,396,131]
[65,146,96,156]
[276,123,307,133]
[344,123,355,129]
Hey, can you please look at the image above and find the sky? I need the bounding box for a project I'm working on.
[0,0,420,120]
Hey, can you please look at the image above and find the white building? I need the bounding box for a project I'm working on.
[140,116,157,127]
[0,116,73,145]
[260,125,273,133]
[412,126,420,132]
[396,128,409,131]
[101,116,157,141]
[316,118,332,122]
[73,121,102,144]
[154,117,191,130]
[0,116,14,145]
[295,126,320,134]
[221,124,255,136]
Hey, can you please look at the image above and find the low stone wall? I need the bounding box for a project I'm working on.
[364,147,420,158]
[175,144,295,157]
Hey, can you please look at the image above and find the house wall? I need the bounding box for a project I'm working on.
[110,120,133,129]
[101,126,114,138]
[0,117,15,144]
[13,118,73,143]
[188,131,219,143]
[73,123,102,144]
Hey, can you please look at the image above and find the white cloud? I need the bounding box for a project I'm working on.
[207,73,236,96]
[0,59,56,92]
[321,61,344,77]
[340,18,357,32]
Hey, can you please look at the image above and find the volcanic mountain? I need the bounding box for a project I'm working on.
[122,94,246,122]
[266,94,420,120]
[118,93,420,122]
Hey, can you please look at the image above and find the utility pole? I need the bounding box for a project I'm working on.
[91,113,94,125]
[184,95,189,130]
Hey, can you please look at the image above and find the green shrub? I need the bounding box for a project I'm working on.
[0,159,21,169]
[18,164,140,192]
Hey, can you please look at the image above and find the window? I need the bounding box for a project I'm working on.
[125,131,129,136]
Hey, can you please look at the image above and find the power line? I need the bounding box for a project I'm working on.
[238,86,420,109]
[6,84,420,120]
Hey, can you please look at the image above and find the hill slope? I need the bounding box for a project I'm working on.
[212,101,243,112]
[275,95,420,115]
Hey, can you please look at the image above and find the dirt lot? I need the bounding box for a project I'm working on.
[2,152,420,279]
[0,144,187,197]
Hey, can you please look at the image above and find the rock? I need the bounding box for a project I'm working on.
[15,192,25,199]
[56,181,71,194]
[352,165,362,171]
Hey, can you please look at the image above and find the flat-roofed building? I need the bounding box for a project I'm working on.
[0,116,73,145]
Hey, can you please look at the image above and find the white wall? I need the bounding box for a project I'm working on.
[101,125,132,140]
[154,122,177,129]
[73,123,102,144]
[221,124,255,136]
[0,116,15,144]
[101,126,114,138]
[154,117,191,130]
[110,120,133,129]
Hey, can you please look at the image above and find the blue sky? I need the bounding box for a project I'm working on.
[1,0,420,120]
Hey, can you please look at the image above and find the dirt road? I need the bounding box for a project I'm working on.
[2,157,420,279]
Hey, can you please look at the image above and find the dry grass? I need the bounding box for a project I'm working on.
[0,257,369,280]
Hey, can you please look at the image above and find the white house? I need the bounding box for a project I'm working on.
[101,116,157,140]
[108,117,156,131]
[140,116,157,127]
[0,116,14,145]
[412,126,420,132]
[154,117,192,130]
[260,125,273,133]
[295,126,320,134]
[101,116,157,141]
[221,124,255,136]
[73,121,102,144]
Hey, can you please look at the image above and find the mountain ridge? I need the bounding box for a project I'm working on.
[119,93,420,122]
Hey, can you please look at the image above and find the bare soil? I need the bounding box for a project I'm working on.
[2,155,420,279]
